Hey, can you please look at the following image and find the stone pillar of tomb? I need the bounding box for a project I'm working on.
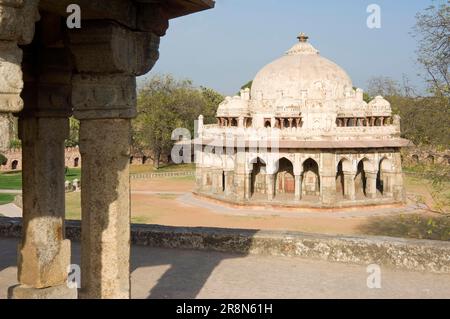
[343,172,356,200]
[382,172,394,197]
[68,19,163,299]
[244,171,252,200]
[2,2,75,299]
[266,174,275,200]
[391,152,405,202]
[294,174,302,201]
[320,153,337,205]
[195,166,203,191]
[224,171,233,196]
[212,168,223,194]
[238,116,244,128]
[11,45,76,299]
[233,172,246,201]
[365,172,378,199]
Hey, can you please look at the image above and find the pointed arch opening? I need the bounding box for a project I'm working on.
[250,157,267,198]
[275,157,295,200]
[355,159,371,198]
[302,158,320,199]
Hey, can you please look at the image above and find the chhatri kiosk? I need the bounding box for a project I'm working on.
[194,33,411,208]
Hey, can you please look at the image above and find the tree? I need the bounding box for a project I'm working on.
[133,74,224,168]
[367,76,401,98]
[65,117,80,147]
[413,0,450,97]
[366,76,450,146]
[0,153,6,166]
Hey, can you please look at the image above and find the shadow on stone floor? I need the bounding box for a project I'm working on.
[129,226,259,299]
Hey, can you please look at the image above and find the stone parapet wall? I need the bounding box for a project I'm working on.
[0,217,448,274]
[130,171,195,179]
[0,147,161,171]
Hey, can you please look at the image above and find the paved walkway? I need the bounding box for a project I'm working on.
[0,204,21,218]
[0,238,449,299]
[178,193,425,218]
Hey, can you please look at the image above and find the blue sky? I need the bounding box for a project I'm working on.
[140,0,432,96]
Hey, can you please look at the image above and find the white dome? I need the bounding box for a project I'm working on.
[251,34,353,102]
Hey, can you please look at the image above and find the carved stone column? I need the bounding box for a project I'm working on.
[365,172,378,199]
[68,20,162,299]
[266,174,275,201]
[294,174,302,201]
[320,153,336,205]
[3,4,76,299]
[13,57,75,294]
[383,172,394,197]
[224,171,233,196]
[244,171,252,200]
[343,172,356,200]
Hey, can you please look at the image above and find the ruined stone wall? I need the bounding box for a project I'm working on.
[402,146,450,166]
[0,147,161,171]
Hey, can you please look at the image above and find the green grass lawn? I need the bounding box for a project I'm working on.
[0,193,15,205]
[0,171,22,190]
[130,163,195,174]
[0,168,81,190]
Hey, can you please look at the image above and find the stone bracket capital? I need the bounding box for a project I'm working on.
[68,21,160,76]
[72,74,137,120]
[0,0,40,44]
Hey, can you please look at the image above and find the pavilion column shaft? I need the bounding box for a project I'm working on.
[294,174,302,200]
[244,172,252,200]
[343,173,355,200]
[78,119,131,299]
[224,171,233,196]
[365,172,378,199]
[266,174,275,200]
[68,15,164,298]
[15,118,72,290]
[383,172,394,197]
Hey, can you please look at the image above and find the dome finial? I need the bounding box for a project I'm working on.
[297,32,309,43]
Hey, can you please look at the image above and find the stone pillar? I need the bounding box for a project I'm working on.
[224,171,233,196]
[320,153,337,205]
[244,172,252,200]
[195,166,203,192]
[383,172,394,197]
[266,174,275,200]
[211,169,222,194]
[10,118,75,299]
[238,116,244,128]
[8,7,77,297]
[343,172,355,200]
[365,172,378,199]
[233,173,246,201]
[294,174,302,201]
[78,119,131,299]
[68,19,163,299]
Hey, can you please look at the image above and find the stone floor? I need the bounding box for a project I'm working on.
[0,238,449,299]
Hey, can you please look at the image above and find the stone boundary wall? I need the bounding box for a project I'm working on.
[1,217,449,274]
[402,147,450,166]
[130,171,195,179]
